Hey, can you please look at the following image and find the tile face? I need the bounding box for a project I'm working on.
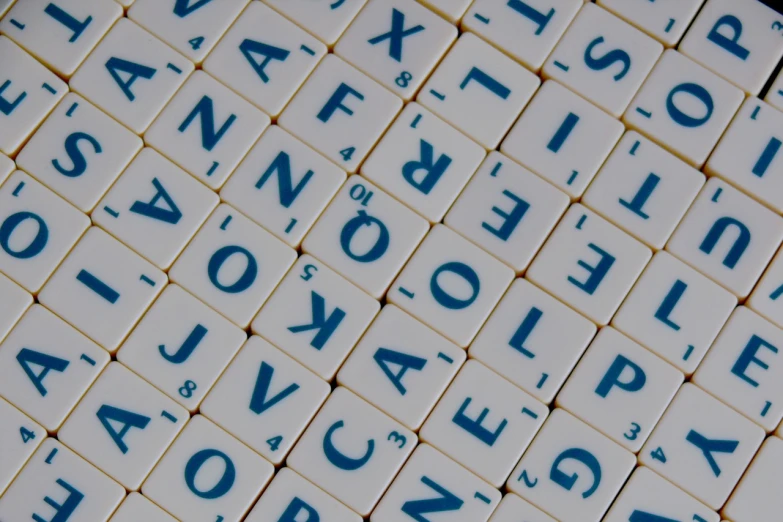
[337,305,465,430]
[0,153,14,187]
[445,151,569,274]
[117,285,246,412]
[598,0,704,47]
[252,254,380,380]
[93,148,219,270]
[0,36,67,156]
[487,493,557,522]
[666,178,783,298]
[765,67,783,113]
[501,80,624,199]
[110,492,177,522]
[0,272,32,344]
[419,360,548,487]
[38,227,166,353]
[264,0,368,46]
[639,384,765,510]
[286,387,416,517]
[418,0,472,23]
[724,436,783,522]
[220,126,346,248]
[0,171,89,293]
[0,0,122,77]
[69,18,194,134]
[0,397,45,496]
[143,415,275,522]
[748,246,783,330]
[279,55,402,173]
[418,32,540,149]
[200,336,330,465]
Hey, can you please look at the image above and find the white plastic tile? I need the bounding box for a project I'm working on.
[93,148,219,270]
[666,178,783,298]
[624,49,744,168]
[38,227,166,353]
[0,0,16,17]
[501,79,624,199]
[748,246,783,330]
[445,151,569,274]
[639,383,765,510]
[68,18,194,135]
[169,204,296,329]
[0,36,67,156]
[117,285,246,412]
[507,409,636,522]
[144,70,270,191]
[724,436,783,522]
[15,93,143,213]
[220,126,346,248]
[264,0,368,46]
[335,0,457,100]
[418,32,540,149]
[765,67,783,113]
[200,336,330,465]
[0,153,14,187]
[0,0,122,77]
[279,55,402,173]
[252,254,379,380]
[286,387,416,517]
[0,171,89,294]
[598,0,704,47]
[420,360,548,487]
[0,272,31,344]
[487,493,557,522]
[337,304,465,430]
[0,397,45,496]
[582,131,705,249]
[389,224,514,347]
[109,492,177,522]
[302,176,429,299]
[526,204,652,326]
[613,251,737,375]
[418,0,473,23]
[142,415,275,522]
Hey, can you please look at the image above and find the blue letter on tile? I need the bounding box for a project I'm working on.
[731,334,777,388]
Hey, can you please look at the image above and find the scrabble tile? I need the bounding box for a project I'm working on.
[612,251,737,375]
[335,0,457,100]
[444,151,569,274]
[526,204,652,326]
[286,387,416,517]
[69,18,194,134]
[337,305,465,430]
[0,152,13,186]
[0,0,17,17]
[543,3,663,117]
[58,362,188,491]
[252,254,380,380]
[694,307,783,432]
[245,468,362,522]
[110,492,177,522]
[507,409,636,522]
[624,50,744,167]
[169,204,296,329]
[639,383,765,510]
[419,360,548,487]
[418,32,540,149]
[724,436,783,522]
[0,171,89,293]
[603,466,719,522]
[144,71,270,191]
[202,2,326,117]
[142,415,275,522]
[764,67,783,112]
[372,444,501,522]
[707,99,783,213]
[115,0,133,7]
[679,0,783,95]
[0,0,122,77]
[15,93,143,213]
[463,0,582,72]
[582,131,705,249]
[470,278,597,404]
[117,285,246,412]
[264,0,368,46]
[487,493,557,522]
[501,79,624,199]
[0,439,124,522]
[0,304,108,432]
[748,246,783,330]
[38,227,166,353]
[302,176,428,299]
[362,103,486,223]
[0,397,45,496]
[666,178,783,298]
[279,55,402,173]
[598,0,704,47]
[220,126,346,248]
[0,36,67,156]
[0,271,31,344]
[199,336,330,465]
[556,327,684,452]
[418,0,473,23]
[389,224,514,347]
[93,148,219,270]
